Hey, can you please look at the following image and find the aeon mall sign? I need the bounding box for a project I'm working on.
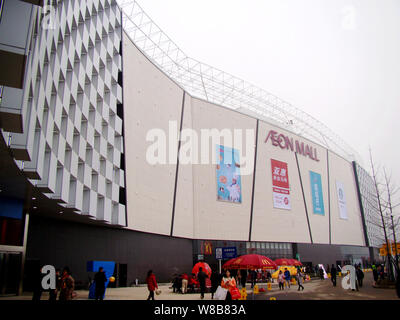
[265,130,320,162]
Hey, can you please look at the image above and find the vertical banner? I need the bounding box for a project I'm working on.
[309,171,325,215]
[216,145,242,203]
[271,159,291,210]
[336,181,348,220]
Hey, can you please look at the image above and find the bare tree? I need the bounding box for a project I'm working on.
[369,148,397,281]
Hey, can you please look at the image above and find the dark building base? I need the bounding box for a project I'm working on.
[25,215,193,289]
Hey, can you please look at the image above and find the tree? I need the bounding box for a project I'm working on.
[369,148,399,282]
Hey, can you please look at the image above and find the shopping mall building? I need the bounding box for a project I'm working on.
[0,0,384,295]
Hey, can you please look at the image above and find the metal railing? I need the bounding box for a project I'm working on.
[117,0,361,164]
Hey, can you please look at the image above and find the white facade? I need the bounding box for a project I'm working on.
[122,34,366,246]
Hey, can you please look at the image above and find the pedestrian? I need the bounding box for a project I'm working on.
[221,270,237,300]
[59,267,75,301]
[172,274,179,293]
[210,270,220,299]
[188,273,196,293]
[319,267,324,280]
[356,266,364,288]
[266,271,272,283]
[94,267,108,300]
[278,270,285,290]
[236,271,242,287]
[297,269,304,291]
[240,269,247,288]
[49,269,61,301]
[181,273,189,294]
[331,264,337,287]
[250,269,257,288]
[197,267,208,300]
[372,266,378,285]
[283,268,291,288]
[32,266,44,301]
[146,270,158,300]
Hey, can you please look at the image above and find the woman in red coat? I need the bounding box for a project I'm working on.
[146,270,158,300]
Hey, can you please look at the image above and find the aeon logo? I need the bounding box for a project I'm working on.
[265,130,320,162]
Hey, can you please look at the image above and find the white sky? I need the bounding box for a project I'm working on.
[135,0,400,212]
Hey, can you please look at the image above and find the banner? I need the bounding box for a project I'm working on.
[216,145,242,203]
[336,181,348,220]
[271,159,291,210]
[309,171,325,215]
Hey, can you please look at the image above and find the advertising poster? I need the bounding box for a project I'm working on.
[271,159,291,210]
[336,181,348,220]
[216,145,242,203]
[309,171,325,215]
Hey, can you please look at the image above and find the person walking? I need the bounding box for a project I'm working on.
[49,269,61,301]
[284,268,291,288]
[356,266,364,288]
[210,270,219,299]
[197,267,208,300]
[181,273,189,294]
[250,269,257,288]
[330,264,337,287]
[278,270,285,290]
[146,270,158,300]
[32,266,44,301]
[297,269,304,291]
[372,265,378,286]
[319,267,324,280]
[59,267,75,301]
[94,267,108,300]
[221,270,237,300]
[240,269,247,288]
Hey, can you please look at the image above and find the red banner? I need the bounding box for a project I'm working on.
[271,159,291,210]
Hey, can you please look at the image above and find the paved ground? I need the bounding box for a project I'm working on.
[1,272,398,300]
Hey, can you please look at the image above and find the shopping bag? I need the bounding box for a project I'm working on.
[229,287,241,300]
[214,286,228,300]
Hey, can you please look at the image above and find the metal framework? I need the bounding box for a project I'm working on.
[117,0,361,164]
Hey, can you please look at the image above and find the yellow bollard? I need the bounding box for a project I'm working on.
[338,272,342,277]
[291,278,296,285]
[253,284,259,294]
[267,283,272,291]
[270,297,276,300]
[239,287,247,300]
[327,273,331,279]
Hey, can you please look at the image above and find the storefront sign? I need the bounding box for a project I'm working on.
[265,130,320,162]
[271,159,291,210]
[216,247,237,260]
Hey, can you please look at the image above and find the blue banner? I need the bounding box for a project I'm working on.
[309,171,325,215]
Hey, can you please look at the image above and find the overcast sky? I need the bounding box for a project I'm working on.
[135,0,400,211]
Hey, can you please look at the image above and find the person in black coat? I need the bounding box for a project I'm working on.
[197,267,208,300]
[94,267,108,300]
[330,264,337,287]
[32,266,44,301]
[356,266,364,288]
[210,270,220,299]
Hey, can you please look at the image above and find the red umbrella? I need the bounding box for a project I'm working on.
[192,262,212,277]
[290,259,303,266]
[222,254,277,270]
[274,258,294,266]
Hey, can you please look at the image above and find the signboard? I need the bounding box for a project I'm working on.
[336,181,348,220]
[216,247,237,260]
[216,145,242,203]
[310,171,325,215]
[271,159,291,210]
